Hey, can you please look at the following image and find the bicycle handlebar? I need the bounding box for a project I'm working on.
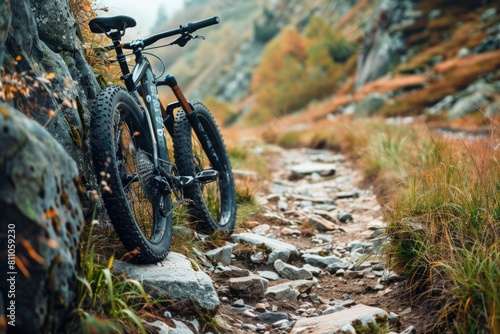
[120,16,220,49]
[187,16,220,33]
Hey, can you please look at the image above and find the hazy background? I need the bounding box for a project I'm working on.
[95,0,185,37]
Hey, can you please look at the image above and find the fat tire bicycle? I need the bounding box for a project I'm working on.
[88,15,236,263]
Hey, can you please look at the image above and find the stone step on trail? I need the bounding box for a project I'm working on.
[231,232,300,264]
[113,252,220,312]
[291,304,397,334]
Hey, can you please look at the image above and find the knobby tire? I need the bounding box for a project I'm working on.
[90,86,172,263]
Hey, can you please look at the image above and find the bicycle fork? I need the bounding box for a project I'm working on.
[157,74,221,187]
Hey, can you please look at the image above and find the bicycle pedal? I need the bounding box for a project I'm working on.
[195,169,219,183]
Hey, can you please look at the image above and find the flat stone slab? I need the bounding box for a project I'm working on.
[232,233,300,264]
[302,254,352,268]
[291,304,393,334]
[113,252,220,311]
[265,280,314,302]
[288,162,337,176]
[229,274,269,297]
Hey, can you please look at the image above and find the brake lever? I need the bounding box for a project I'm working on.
[170,34,191,47]
[171,33,205,47]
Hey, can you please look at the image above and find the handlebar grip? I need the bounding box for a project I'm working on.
[187,16,220,33]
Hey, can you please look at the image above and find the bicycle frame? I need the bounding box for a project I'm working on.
[109,31,224,181]
[107,32,176,178]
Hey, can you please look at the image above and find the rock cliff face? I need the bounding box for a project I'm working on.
[355,0,418,89]
[0,0,101,332]
[4,0,100,213]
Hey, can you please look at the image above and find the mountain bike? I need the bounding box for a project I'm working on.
[88,15,236,263]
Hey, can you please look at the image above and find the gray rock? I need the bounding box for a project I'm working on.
[474,34,500,54]
[314,234,334,243]
[215,264,250,278]
[251,251,267,264]
[205,245,233,266]
[367,220,386,230]
[448,93,489,119]
[370,229,385,239]
[347,241,374,253]
[380,269,404,283]
[279,321,295,333]
[325,259,353,274]
[258,270,281,281]
[322,305,347,315]
[400,325,417,334]
[278,200,288,211]
[149,319,195,334]
[113,253,220,311]
[426,95,454,116]
[281,227,301,236]
[288,162,336,176]
[457,48,470,58]
[428,9,442,19]
[274,260,313,280]
[307,215,338,231]
[303,254,351,269]
[337,210,353,223]
[265,284,300,303]
[0,104,84,334]
[232,299,246,308]
[147,320,171,334]
[252,223,271,235]
[241,324,258,331]
[291,304,394,334]
[335,190,359,199]
[287,280,315,293]
[255,312,289,324]
[344,270,363,279]
[354,93,386,117]
[486,101,500,117]
[232,233,300,264]
[303,264,323,276]
[229,274,269,297]
[481,7,497,22]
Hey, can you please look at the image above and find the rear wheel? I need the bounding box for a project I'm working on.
[90,86,172,263]
[173,101,236,233]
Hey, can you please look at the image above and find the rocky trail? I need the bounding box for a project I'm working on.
[116,147,419,334]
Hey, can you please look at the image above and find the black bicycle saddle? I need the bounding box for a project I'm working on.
[89,16,137,34]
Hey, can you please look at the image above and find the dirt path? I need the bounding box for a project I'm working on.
[211,146,416,333]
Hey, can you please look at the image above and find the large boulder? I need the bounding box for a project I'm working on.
[0,103,84,333]
[113,252,221,312]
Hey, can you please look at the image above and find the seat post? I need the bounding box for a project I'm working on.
[110,33,136,92]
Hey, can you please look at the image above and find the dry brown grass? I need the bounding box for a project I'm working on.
[355,74,428,99]
[401,21,487,72]
[380,50,500,116]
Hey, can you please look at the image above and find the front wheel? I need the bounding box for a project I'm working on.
[173,102,236,233]
[90,86,173,263]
